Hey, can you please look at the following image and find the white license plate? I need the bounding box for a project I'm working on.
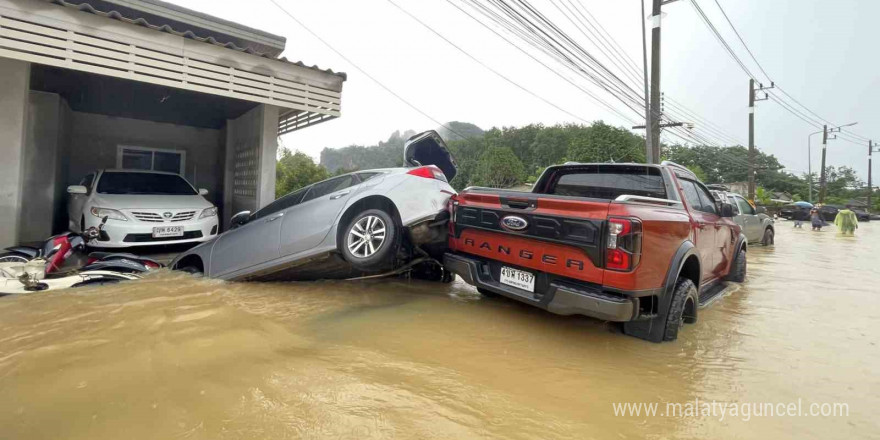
[500,266,535,292]
[152,226,184,238]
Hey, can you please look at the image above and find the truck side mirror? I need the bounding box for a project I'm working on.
[720,203,736,218]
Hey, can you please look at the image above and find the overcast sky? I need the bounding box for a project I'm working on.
[169,0,878,180]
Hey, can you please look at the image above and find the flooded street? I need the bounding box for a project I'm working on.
[1,222,878,439]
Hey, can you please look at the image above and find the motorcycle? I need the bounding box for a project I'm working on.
[0,217,160,295]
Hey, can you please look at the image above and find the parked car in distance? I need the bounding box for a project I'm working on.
[67,170,219,248]
[171,130,457,281]
[444,161,747,343]
[711,191,775,245]
[779,203,809,220]
[818,205,840,222]
[852,209,871,222]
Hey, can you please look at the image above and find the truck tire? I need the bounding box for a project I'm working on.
[761,228,774,246]
[662,278,699,342]
[724,248,747,283]
[340,209,399,272]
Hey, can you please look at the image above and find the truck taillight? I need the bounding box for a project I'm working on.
[606,217,642,271]
[407,165,448,182]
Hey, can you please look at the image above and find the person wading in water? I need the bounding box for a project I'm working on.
[834,205,859,236]
[810,206,824,231]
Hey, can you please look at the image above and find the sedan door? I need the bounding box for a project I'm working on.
[279,174,358,257]
[208,189,308,277]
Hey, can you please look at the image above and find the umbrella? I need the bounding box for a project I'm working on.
[794,201,813,208]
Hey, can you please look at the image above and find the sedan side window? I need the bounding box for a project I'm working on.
[80,173,96,195]
[302,175,356,203]
[252,187,308,220]
[736,197,755,215]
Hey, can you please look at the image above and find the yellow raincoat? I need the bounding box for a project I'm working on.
[834,209,858,235]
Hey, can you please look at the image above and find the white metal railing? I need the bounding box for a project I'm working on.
[0,5,342,133]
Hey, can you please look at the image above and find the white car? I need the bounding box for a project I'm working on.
[67,170,219,248]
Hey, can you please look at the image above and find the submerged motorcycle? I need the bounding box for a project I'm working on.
[0,217,160,295]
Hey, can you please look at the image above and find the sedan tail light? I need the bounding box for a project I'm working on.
[407,165,448,182]
[606,217,642,271]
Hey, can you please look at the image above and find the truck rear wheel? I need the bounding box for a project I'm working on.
[724,248,747,283]
[623,277,697,343]
[761,228,774,246]
[662,278,698,342]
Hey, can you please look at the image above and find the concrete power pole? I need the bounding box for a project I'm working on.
[747,79,773,202]
[869,140,874,213]
[640,0,653,164]
[818,124,828,203]
[648,0,662,164]
[748,79,756,201]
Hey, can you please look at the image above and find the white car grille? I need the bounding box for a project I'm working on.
[131,212,164,222]
[171,211,196,222]
[130,210,197,223]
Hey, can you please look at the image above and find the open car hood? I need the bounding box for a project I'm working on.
[404,130,457,182]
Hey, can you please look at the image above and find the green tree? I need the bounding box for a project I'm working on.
[471,146,525,188]
[275,148,330,198]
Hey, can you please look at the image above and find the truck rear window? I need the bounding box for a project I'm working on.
[539,165,667,200]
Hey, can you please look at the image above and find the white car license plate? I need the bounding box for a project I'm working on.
[500,266,535,292]
[152,226,184,238]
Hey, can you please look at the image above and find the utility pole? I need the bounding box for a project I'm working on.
[869,140,874,213]
[747,79,772,202]
[748,79,755,201]
[648,0,662,164]
[640,0,652,164]
[818,124,828,203]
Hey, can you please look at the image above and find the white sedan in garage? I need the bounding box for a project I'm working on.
[67,170,219,248]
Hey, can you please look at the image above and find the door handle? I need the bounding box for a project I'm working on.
[267,213,284,222]
[329,192,350,200]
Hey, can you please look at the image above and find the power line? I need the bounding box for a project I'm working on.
[266,0,466,139]
[446,0,641,124]
[385,0,595,124]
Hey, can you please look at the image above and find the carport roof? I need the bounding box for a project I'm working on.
[45,0,346,79]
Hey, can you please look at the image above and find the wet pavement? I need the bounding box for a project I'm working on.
[1,221,877,439]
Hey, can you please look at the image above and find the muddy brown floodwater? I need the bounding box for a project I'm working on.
[1,222,878,439]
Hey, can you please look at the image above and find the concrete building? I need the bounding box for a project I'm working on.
[0,0,345,247]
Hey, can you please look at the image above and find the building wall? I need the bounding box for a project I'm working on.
[18,91,71,243]
[223,104,278,227]
[67,111,226,207]
[0,59,30,248]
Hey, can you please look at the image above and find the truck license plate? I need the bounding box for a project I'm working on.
[500,266,535,292]
[152,226,184,238]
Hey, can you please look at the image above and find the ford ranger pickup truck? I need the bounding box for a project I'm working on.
[443,161,747,342]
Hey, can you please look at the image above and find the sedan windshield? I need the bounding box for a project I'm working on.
[96,172,196,195]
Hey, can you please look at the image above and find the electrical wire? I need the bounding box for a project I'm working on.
[266,0,466,139]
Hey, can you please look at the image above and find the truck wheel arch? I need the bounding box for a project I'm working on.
[664,241,701,298]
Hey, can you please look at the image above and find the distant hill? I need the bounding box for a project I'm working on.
[319,122,484,173]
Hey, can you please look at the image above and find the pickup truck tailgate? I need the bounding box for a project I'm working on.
[449,190,609,284]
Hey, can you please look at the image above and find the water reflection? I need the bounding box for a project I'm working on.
[1,223,877,439]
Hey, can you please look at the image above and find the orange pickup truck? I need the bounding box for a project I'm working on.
[443,161,747,342]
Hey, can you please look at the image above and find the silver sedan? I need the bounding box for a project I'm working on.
[171,131,457,281]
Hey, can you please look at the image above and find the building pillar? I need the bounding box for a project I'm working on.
[0,59,30,247]
[223,104,278,230]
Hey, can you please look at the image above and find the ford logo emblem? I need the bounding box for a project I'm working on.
[500,215,528,231]
[163,212,173,219]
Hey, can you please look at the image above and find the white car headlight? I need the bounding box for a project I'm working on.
[198,206,218,219]
[90,207,127,221]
